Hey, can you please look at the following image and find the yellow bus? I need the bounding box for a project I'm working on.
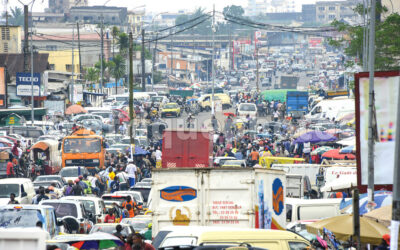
[259,156,305,169]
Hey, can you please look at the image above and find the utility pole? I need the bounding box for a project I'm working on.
[129,32,134,145]
[152,33,158,91]
[141,28,146,91]
[29,2,34,124]
[77,22,83,77]
[367,0,376,207]
[352,189,361,249]
[256,45,259,92]
[71,26,75,104]
[170,29,173,76]
[100,16,104,91]
[211,4,215,115]
[23,5,29,72]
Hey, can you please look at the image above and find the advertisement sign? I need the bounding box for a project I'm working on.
[355,71,400,191]
[160,186,197,202]
[0,67,6,108]
[16,72,41,97]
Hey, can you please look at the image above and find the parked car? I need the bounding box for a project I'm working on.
[90,223,134,237]
[62,196,107,224]
[59,167,90,183]
[34,175,67,186]
[0,178,35,205]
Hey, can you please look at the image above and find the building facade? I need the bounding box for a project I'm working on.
[0,26,22,53]
[69,6,128,25]
[127,11,144,35]
[316,0,361,24]
[47,0,88,14]
[302,4,316,23]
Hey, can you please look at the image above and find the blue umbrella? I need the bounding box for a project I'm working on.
[134,146,149,156]
[341,191,392,215]
[294,131,337,144]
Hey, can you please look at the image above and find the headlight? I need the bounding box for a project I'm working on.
[93,159,99,163]
[66,160,72,164]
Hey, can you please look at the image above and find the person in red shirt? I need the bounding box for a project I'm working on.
[6,160,14,178]
[104,209,116,223]
[132,233,155,250]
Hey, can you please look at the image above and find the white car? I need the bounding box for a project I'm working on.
[61,196,107,224]
[237,103,257,118]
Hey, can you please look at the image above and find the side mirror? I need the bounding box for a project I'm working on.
[21,192,27,197]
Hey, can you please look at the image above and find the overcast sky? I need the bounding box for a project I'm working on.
[7,0,316,14]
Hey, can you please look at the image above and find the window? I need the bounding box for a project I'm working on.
[1,27,10,40]
[329,14,336,20]
[66,64,72,71]
[318,6,325,11]
[329,6,335,10]
[289,242,310,250]
[318,15,325,19]
[340,6,346,10]
[3,43,8,53]
[49,64,55,70]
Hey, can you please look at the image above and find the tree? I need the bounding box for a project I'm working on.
[111,26,120,58]
[118,33,129,56]
[9,7,24,26]
[329,5,400,71]
[85,67,99,90]
[109,54,126,93]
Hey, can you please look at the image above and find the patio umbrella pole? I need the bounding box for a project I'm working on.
[353,189,360,249]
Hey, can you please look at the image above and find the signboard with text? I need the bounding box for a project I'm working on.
[0,67,6,108]
[16,72,41,97]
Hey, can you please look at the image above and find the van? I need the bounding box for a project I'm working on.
[285,198,342,226]
[199,93,232,111]
[0,204,60,238]
[237,103,257,118]
[0,178,35,205]
[61,196,107,224]
[159,227,310,250]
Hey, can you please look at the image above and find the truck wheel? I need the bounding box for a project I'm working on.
[205,106,211,112]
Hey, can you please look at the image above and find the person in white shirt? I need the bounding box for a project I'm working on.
[155,147,162,168]
[125,160,137,187]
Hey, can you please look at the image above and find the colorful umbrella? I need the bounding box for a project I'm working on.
[224,112,236,117]
[310,146,333,156]
[336,136,355,146]
[294,131,337,144]
[321,149,355,160]
[54,233,123,250]
[134,146,149,156]
[339,145,356,154]
[325,129,343,135]
[306,214,389,245]
[65,104,87,115]
[341,191,392,215]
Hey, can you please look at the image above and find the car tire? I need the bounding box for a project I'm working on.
[205,106,211,112]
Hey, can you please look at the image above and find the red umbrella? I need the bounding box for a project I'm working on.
[65,104,87,115]
[322,149,355,160]
[224,112,236,117]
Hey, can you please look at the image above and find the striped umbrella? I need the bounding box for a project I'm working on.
[54,232,124,249]
[310,146,333,156]
[339,145,356,154]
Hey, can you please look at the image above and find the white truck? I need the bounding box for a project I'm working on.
[0,228,47,249]
[149,168,287,236]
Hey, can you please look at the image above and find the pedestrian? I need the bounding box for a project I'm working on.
[375,234,390,250]
[155,146,162,168]
[110,177,120,193]
[64,180,74,196]
[249,148,260,167]
[82,174,92,194]
[8,193,19,204]
[104,209,116,223]
[132,233,155,250]
[47,186,58,199]
[6,158,14,178]
[72,179,84,196]
[36,187,49,203]
[144,223,152,241]
[115,196,138,218]
[126,160,137,188]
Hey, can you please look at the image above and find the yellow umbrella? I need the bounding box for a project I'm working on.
[364,205,391,227]
[306,214,389,245]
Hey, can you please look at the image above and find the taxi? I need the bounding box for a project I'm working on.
[160,103,181,118]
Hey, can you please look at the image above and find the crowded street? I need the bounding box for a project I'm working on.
[0,0,399,250]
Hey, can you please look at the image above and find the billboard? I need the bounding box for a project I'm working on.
[16,72,41,97]
[0,67,6,108]
[355,71,400,192]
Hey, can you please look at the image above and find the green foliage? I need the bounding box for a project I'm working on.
[175,8,212,35]
[132,43,152,59]
[85,67,99,83]
[118,33,129,56]
[330,12,400,71]
[109,54,126,86]
[8,7,24,26]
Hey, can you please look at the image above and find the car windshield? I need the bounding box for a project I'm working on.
[223,160,243,166]
[93,112,112,119]
[91,225,131,237]
[240,104,256,111]
[121,220,149,230]
[0,209,41,228]
[164,104,177,109]
[63,138,101,153]
[0,184,20,198]
[33,182,53,188]
[60,168,85,177]
[41,202,78,218]
[79,200,96,214]
[35,176,61,182]
[151,97,163,102]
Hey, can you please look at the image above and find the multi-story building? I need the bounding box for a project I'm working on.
[302,4,316,23]
[382,0,400,19]
[69,6,128,25]
[0,25,22,53]
[127,10,144,35]
[316,0,361,24]
[47,0,88,14]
